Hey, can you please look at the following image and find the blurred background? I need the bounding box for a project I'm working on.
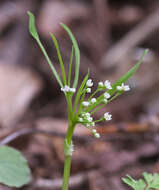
[0,0,159,189]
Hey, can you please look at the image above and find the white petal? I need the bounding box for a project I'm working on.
[82,101,90,107]
[94,133,100,138]
[86,79,93,87]
[86,88,91,93]
[98,82,104,87]
[104,80,112,89]
[91,98,96,103]
[124,85,130,91]
[104,112,112,121]
[104,92,110,99]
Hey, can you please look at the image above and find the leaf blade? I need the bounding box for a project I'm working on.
[61,23,80,89]
[68,46,74,86]
[27,11,39,40]
[28,11,63,88]
[0,146,30,187]
[50,33,67,85]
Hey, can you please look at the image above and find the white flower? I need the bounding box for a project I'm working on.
[104,80,112,89]
[82,101,90,107]
[70,88,76,93]
[87,116,93,122]
[85,112,91,117]
[103,99,108,104]
[94,133,100,138]
[78,117,83,122]
[92,129,97,133]
[98,81,104,87]
[61,85,70,92]
[92,129,100,138]
[104,112,112,121]
[61,85,76,93]
[86,88,91,93]
[117,83,130,91]
[91,98,96,104]
[86,79,93,87]
[104,92,110,99]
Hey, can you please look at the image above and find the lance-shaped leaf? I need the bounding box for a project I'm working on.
[50,33,67,85]
[0,146,30,187]
[68,46,74,86]
[61,23,80,89]
[28,11,63,88]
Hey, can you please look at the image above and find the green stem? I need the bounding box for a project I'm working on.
[62,123,75,190]
[88,89,99,101]
[62,155,72,190]
[62,95,76,190]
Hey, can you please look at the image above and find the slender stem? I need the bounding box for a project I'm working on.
[62,94,76,190]
[90,93,121,114]
[88,89,99,101]
[62,122,75,190]
[62,155,72,190]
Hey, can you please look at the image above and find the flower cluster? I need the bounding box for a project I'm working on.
[61,78,130,139]
[104,112,112,121]
[82,97,97,107]
[61,85,76,93]
[76,79,130,138]
[78,112,95,128]
[86,79,93,94]
[98,80,112,89]
[103,92,111,103]
[117,83,130,91]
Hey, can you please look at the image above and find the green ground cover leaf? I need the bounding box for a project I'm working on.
[123,172,159,190]
[0,146,30,187]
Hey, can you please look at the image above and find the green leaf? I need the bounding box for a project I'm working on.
[122,175,137,189]
[68,46,74,86]
[28,11,63,88]
[50,33,67,85]
[143,172,153,184]
[27,11,39,40]
[151,173,159,189]
[122,175,146,190]
[61,23,80,89]
[143,172,159,189]
[135,179,146,190]
[0,146,30,187]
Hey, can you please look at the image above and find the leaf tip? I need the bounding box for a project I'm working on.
[28,11,39,40]
[27,10,32,16]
